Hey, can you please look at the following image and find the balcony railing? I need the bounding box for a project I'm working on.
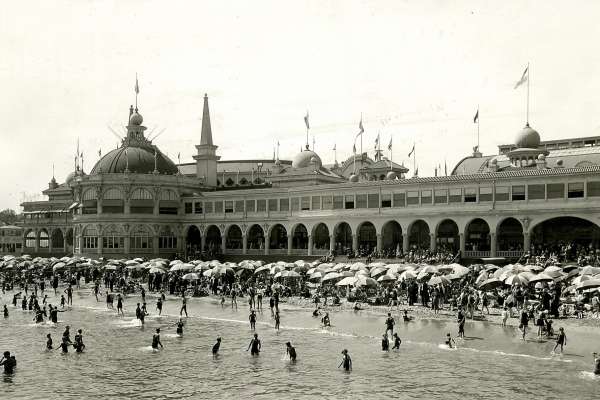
[463,251,491,258]
[496,250,524,258]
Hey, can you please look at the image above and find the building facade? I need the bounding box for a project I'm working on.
[17,90,600,261]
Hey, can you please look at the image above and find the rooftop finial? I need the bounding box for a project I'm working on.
[200,93,213,146]
[134,73,140,110]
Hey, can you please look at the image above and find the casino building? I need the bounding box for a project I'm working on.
[18,90,600,261]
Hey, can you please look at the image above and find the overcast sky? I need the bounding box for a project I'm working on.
[2,0,600,210]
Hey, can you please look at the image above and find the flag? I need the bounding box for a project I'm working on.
[135,75,139,94]
[415,166,419,175]
[357,118,364,137]
[388,137,392,151]
[444,160,447,176]
[473,109,479,123]
[80,152,83,159]
[374,133,379,150]
[304,111,309,129]
[98,149,101,157]
[435,166,438,177]
[408,144,415,157]
[514,66,528,89]
[353,143,356,153]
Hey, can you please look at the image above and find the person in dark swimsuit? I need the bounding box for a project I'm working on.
[74,329,85,353]
[0,351,16,374]
[445,333,456,348]
[403,310,412,322]
[593,352,600,375]
[553,327,566,353]
[176,319,185,336]
[312,307,321,317]
[321,313,331,327]
[286,342,297,362]
[212,337,221,357]
[385,313,395,336]
[392,333,401,350]
[46,334,53,350]
[381,334,389,351]
[180,294,188,317]
[338,349,352,371]
[116,294,124,316]
[152,328,163,350]
[249,310,257,330]
[59,337,71,353]
[156,298,163,316]
[457,308,466,338]
[274,311,280,331]
[247,333,261,356]
[520,309,529,340]
[3,305,8,318]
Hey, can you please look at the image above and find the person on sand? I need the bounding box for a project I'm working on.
[152,328,163,350]
[338,349,352,371]
[445,333,456,349]
[392,333,401,350]
[381,334,389,351]
[321,312,331,327]
[212,337,221,357]
[247,333,261,356]
[553,327,566,354]
[286,342,297,362]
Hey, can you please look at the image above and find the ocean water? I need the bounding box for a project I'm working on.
[0,288,598,399]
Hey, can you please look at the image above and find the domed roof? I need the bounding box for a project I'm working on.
[129,111,143,126]
[348,173,359,182]
[514,124,541,148]
[292,148,322,169]
[386,171,398,180]
[90,144,178,175]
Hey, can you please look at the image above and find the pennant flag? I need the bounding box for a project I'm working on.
[98,149,102,157]
[388,137,392,151]
[358,118,364,135]
[444,160,447,176]
[374,133,380,150]
[473,109,479,123]
[135,75,140,94]
[408,144,415,157]
[514,66,528,89]
[304,112,309,130]
[80,152,84,159]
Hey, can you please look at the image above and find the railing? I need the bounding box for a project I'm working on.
[269,249,287,255]
[226,249,243,255]
[312,249,329,256]
[247,249,264,255]
[497,250,524,258]
[463,251,491,258]
[289,249,308,256]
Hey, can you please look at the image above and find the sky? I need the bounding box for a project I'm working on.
[2,0,600,210]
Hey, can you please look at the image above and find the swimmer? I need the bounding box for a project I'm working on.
[0,351,16,374]
[274,311,280,331]
[3,305,8,318]
[338,349,352,371]
[353,302,362,311]
[402,310,412,322]
[249,310,257,331]
[457,308,466,338]
[94,283,100,302]
[231,288,238,309]
[286,342,297,362]
[593,352,600,375]
[74,329,85,353]
[445,333,456,349]
[392,333,401,350]
[312,307,321,317]
[519,309,529,340]
[33,309,44,324]
[12,293,20,307]
[381,334,390,351]
[385,312,395,336]
[220,295,225,308]
[141,287,146,303]
[175,318,185,336]
[59,337,71,353]
[247,333,261,356]
[152,328,163,350]
[553,327,566,354]
[321,312,331,327]
[46,334,53,350]
[501,307,509,327]
[63,326,72,343]
[212,337,221,357]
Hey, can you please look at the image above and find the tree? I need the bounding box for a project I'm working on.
[0,209,18,225]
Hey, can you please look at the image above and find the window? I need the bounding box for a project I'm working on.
[291,197,300,211]
[495,186,509,201]
[194,202,203,214]
[102,188,124,214]
[83,227,98,249]
[257,199,266,212]
[280,198,289,212]
[528,184,545,200]
[301,196,310,211]
[568,182,584,198]
[25,231,36,248]
[214,201,223,213]
[547,183,564,199]
[587,181,600,197]
[131,228,152,250]
[322,196,333,210]
[434,189,447,204]
[393,193,405,207]
[381,193,392,208]
[245,200,255,213]
[407,191,419,205]
[159,228,177,249]
[185,203,193,214]
[344,195,354,209]
[311,196,321,210]
[333,195,344,209]
[235,200,244,213]
[479,187,493,202]
[102,228,124,249]
[421,190,432,205]
[512,185,526,201]
[449,188,462,203]
[464,188,477,202]
[205,202,213,213]
[268,199,278,212]
[356,194,367,208]
[224,201,234,213]
[368,194,379,208]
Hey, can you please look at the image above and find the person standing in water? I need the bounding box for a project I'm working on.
[274,311,280,331]
[553,327,567,353]
[457,308,466,338]
[175,318,185,336]
[392,333,401,350]
[445,333,456,349]
[156,298,163,316]
[0,351,16,374]
[385,312,395,337]
[321,312,331,327]
[519,308,529,340]
[381,334,390,351]
[212,337,221,357]
[116,294,124,316]
[3,305,8,318]
[286,342,297,362]
[64,285,73,306]
[180,294,188,317]
[152,328,163,350]
[231,288,238,310]
[94,283,100,302]
[46,334,53,350]
[74,329,85,353]
[338,349,352,372]
[247,333,261,356]
[249,310,257,331]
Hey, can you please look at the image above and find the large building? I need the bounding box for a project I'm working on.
[17,90,600,261]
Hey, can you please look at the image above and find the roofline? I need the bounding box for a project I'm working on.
[499,135,600,148]
[177,159,292,167]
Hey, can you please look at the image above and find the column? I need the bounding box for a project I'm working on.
[48,234,53,253]
[307,235,313,256]
[523,232,531,254]
[153,200,159,216]
[63,232,68,253]
[177,235,184,253]
[429,233,436,252]
[97,235,103,256]
[329,235,335,253]
[352,234,358,252]
[201,235,206,254]
[124,199,131,214]
[78,236,83,255]
[124,236,130,254]
[265,236,270,256]
[34,230,39,253]
[221,235,227,255]
[287,235,293,255]
[402,233,409,253]
[97,199,102,214]
[242,235,248,255]
[459,233,466,256]
[490,233,497,257]
[153,236,159,255]
[376,234,382,252]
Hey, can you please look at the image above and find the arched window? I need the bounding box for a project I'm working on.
[82,188,98,214]
[131,226,153,250]
[158,189,178,215]
[130,188,154,214]
[159,226,177,250]
[102,188,124,214]
[39,230,49,248]
[240,178,248,185]
[102,226,125,250]
[25,231,36,248]
[226,178,234,186]
[83,226,99,249]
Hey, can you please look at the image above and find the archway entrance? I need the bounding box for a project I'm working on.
[247,225,265,250]
[382,221,402,255]
[292,224,308,249]
[312,223,330,253]
[65,228,73,248]
[269,224,288,250]
[497,218,523,251]
[51,229,64,250]
[334,222,352,254]
[437,219,459,252]
[357,222,376,253]
[465,218,490,251]
[204,226,222,254]
[531,217,600,259]
[409,220,430,249]
[226,225,242,250]
[186,225,201,257]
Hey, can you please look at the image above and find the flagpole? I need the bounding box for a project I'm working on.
[477,104,480,150]
[360,113,363,160]
[526,62,530,125]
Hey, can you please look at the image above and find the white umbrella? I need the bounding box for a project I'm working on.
[356,275,377,287]
[322,272,343,282]
[377,274,395,283]
[399,270,417,280]
[528,273,554,283]
[149,267,165,274]
[309,271,323,281]
[125,260,139,266]
[336,276,358,286]
[182,273,200,280]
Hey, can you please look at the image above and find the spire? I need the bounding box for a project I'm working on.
[200,93,213,146]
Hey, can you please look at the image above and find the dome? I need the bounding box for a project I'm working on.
[129,111,143,126]
[65,171,77,185]
[90,144,178,175]
[537,153,546,161]
[292,148,322,169]
[514,124,541,148]
[348,174,359,182]
[386,171,397,180]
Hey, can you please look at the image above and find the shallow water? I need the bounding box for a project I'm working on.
[1,288,598,399]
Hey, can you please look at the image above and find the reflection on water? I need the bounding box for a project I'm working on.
[0,289,598,399]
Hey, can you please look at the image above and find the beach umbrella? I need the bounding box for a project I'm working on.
[336,276,358,286]
[341,271,354,277]
[399,270,417,280]
[148,267,165,274]
[475,271,489,285]
[125,260,139,266]
[182,273,200,281]
[528,273,554,284]
[212,265,234,275]
[202,269,214,277]
[280,270,301,278]
[572,275,591,286]
[349,262,367,271]
[322,272,343,282]
[126,263,143,271]
[562,264,580,272]
[378,274,396,283]
[577,279,600,290]
[293,264,310,273]
[104,265,118,271]
[169,259,184,266]
[370,267,388,278]
[524,264,544,272]
[52,262,66,272]
[484,264,500,271]
[580,266,600,276]
[356,275,377,287]
[309,271,323,281]
[428,276,450,286]
[505,274,527,286]
[451,264,470,276]
[478,278,503,291]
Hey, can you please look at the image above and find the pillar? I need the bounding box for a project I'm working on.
[459,232,466,256]
[48,234,53,253]
[153,200,159,216]
[308,235,313,256]
[63,231,68,253]
[78,236,83,255]
[402,233,409,253]
[177,235,184,253]
[201,235,206,253]
[430,233,436,252]
[221,235,227,255]
[97,235,103,256]
[265,235,270,255]
[523,232,531,254]
[329,234,335,253]
[34,231,39,253]
[97,199,102,214]
[352,234,358,252]
[124,200,131,214]
[376,234,382,252]
[153,236,159,255]
[287,235,293,255]
[242,235,248,255]
[490,233,497,257]
[124,236,130,254]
